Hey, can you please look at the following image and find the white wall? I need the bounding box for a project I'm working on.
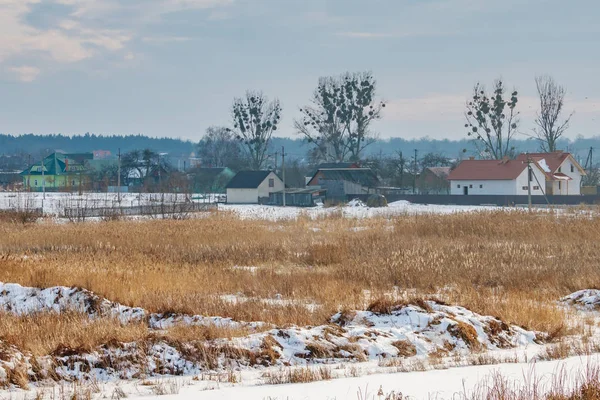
[226,188,259,204]
[450,166,547,195]
[450,180,516,195]
[257,172,284,199]
[226,172,284,204]
[514,166,547,195]
[554,158,582,195]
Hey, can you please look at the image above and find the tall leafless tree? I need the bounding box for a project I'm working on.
[465,80,519,160]
[296,72,385,163]
[228,91,281,170]
[198,126,245,169]
[533,76,573,152]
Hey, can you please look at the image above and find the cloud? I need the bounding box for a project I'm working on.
[141,36,192,44]
[0,0,233,81]
[385,94,468,122]
[384,94,600,125]
[8,65,41,82]
[336,31,394,39]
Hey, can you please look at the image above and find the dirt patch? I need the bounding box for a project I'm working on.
[391,340,417,357]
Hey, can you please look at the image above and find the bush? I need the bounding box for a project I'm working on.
[366,194,387,207]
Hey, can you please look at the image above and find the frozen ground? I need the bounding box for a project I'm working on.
[0,192,503,219]
[1,283,599,399]
[0,355,598,399]
[219,201,499,220]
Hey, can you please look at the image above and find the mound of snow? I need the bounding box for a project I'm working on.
[0,284,542,385]
[561,289,600,310]
[227,300,540,367]
[0,282,262,330]
[347,198,366,207]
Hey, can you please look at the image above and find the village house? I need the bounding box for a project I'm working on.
[307,168,379,200]
[21,152,93,192]
[226,170,284,204]
[417,167,451,194]
[448,151,585,196]
[188,167,235,193]
[515,152,585,195]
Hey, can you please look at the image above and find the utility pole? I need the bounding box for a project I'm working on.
[272,151,279,172]
[157,153,161,191]
[281,146,286,207]
[413,149,418,194]
[41,156,45,200]
[117,148,121,202]
[526,156,532,212]
[27,154,31,192]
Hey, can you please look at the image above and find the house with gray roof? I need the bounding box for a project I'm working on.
[226,170,284,204]
[307,168,379,200]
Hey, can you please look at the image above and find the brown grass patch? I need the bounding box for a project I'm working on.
[391,340,417,357]
[0,311,148,357]
[447,321,481,351]
[1,210,599,352]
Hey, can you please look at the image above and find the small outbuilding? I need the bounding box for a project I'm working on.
[226,170,284,204]
[269,187,326,207]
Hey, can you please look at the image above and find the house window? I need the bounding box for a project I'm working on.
[457,184,461,188]
[479,184,483,188]
[558,182,561,190]
[533,186,540,190]
[522,186,528,190]
[268,178,274,188]
[469,184,473,188]
[558,167,562,173]
[72,180,76,186]
[571,164,574,173]
[34,180,38,186]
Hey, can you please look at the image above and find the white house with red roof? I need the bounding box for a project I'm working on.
[515,152,585,195]
[448,151,585,196]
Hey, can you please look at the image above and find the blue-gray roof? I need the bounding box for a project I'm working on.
[226,170,273,189]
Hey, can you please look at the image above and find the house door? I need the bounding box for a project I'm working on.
[463,186,469,195]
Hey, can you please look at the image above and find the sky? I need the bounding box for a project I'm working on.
[0,0,598,142]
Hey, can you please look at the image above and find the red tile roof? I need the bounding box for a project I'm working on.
[448,159,529,180]
[426,167,451,179]
[515,152,571,173]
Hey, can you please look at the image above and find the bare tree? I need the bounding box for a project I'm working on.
[198,126,246,169]
[228,91,281,170]
[296,71,385,163]
[533,75,573,152]
[465,80,519,159]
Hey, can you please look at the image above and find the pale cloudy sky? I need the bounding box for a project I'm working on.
[0,0,598,141]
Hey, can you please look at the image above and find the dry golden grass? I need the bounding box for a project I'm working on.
[1,210,599,338]
[0,312,148,356]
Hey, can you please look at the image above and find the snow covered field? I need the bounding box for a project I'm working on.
[0,191,500,218]
[0,282,599,399]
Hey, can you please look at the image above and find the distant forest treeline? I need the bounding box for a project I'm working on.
[1,133,598,164]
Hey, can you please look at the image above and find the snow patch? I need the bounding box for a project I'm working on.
[561,289,600,310]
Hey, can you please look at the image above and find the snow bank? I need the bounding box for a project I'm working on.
[0,282,262,330]
[0,283,541,386]
[561,289,600,310]
[346,198,366,207]
[228,300,539,367]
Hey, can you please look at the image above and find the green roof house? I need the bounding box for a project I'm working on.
[189,167,235,193]
[21,152,94,192]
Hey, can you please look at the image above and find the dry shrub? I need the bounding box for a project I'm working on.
[262,366,332,385]
[0,312,147,356]
[391,340,417,357]
[447,321,481,351]
[0,209,41,224]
